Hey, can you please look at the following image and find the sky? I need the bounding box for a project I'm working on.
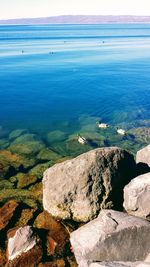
[0,0,150,20]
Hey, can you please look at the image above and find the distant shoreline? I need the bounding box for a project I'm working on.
[1,15,150,25]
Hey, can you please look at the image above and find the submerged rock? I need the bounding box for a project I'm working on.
[8,141,45,157]
[47,130,67,144]
[0,200,18,230]
[70,210,150,266]
[9,129,28,141]
[129,127,150,144]
[10,172,38,189]
[34,211,69,256]
[43,147,136,222]
[37,148,62,162]
[29,162,53,179]
[0,150,36,178]
[7,225,42,267]
[0,138,10,149]
[123,172,150,220]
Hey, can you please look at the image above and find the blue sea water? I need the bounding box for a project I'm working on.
[0,24,150,153]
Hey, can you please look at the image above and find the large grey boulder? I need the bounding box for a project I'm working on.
[43,147,136,222]
[89,263,150,267]
[136,144,150,168]
[123,173,150,219]
[70,210,150,266]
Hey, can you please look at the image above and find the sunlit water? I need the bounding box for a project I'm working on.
[0,24,150,155]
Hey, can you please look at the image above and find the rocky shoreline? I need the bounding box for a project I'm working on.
[0,126,150,266]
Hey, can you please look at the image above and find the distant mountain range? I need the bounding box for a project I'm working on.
[0,15,150,25]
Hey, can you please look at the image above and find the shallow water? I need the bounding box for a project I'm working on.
[0,24,150,155]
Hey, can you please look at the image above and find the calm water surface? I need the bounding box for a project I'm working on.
[0,24,150,154]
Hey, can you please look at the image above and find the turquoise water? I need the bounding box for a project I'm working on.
[0,24,150,154]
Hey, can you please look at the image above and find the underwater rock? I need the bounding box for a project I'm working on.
[8,141,45,157]
[136,144,150,168]
[70,210,150,266]
[9,129,28,141]
[11,133,41,144]
[0,138,10,149]
[10,172,38,189]
[15,207,37,228]
[43,147,136,222]
[29,182,43,202]
[47,130,67,144]
[123,172,150,220]
[129,127,150,144]
[6,226,42,267]
[34,211,69,256]
[38,259,65,267]
[0,200,18,230]
[0,150,36,178]
[29,162,54,179]
[0,179,14,190]
[37,148,62,162]
[0,188,39,208]
[0,248,6,266]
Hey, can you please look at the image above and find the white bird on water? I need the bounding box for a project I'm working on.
[96,121,109,129]
[77,134,87,144]
[117,128,126,135]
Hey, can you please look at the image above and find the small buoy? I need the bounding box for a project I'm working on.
[117,129,126,135]
[77,135,87,144]
[96,121,109,129]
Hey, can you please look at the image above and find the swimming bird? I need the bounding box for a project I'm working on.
[77,134,87,144]
[96,121,109,129]
[117,128,126,135]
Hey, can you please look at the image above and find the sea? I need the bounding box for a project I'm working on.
[0,24,150,155]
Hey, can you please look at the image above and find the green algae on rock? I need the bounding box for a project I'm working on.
[37,148,62,162]
[0,150,36,178]
[10,172,38,189]
[29,162,54,179]
[8,141,45,157]
[9,129,29,141]
[47,130,67,144]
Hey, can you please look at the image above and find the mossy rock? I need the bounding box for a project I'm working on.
[29,182,43,201]
[0,179,14,190]
[0,150,36,178]
[15,207,37,228]
[0,138,9,149]
[0,189,40,208]
[8,141,45,156]
[10,172,38,189]
[47,130,67,144]
[37,148,62,162]
[128,127,150,143]
[29,162,54,179]
[9,129,28,140]
[11,133,42,144]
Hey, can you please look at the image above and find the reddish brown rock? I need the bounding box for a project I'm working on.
[38,259,65,267]
[6,245,42,267]
[34,211,69,255]
[0,248,6,266]
[0,200,18,230]
[47,233,57,256]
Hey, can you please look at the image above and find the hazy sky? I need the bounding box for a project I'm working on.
[0,0,150,19]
